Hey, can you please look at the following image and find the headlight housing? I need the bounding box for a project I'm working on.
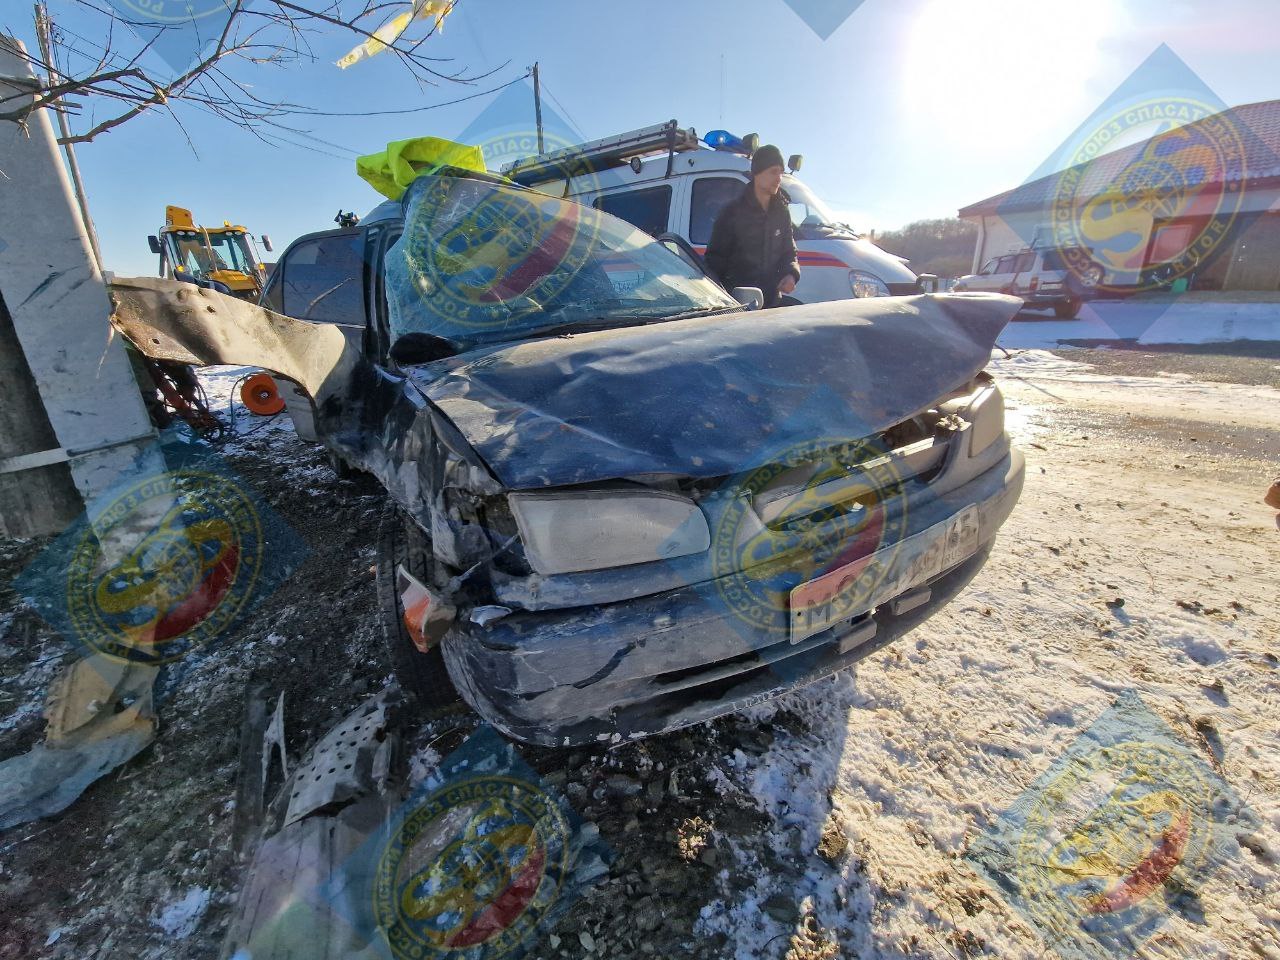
[849,270,891,298]
[508,490,710,575]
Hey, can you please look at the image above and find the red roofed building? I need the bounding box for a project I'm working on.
[958,100,1280,292]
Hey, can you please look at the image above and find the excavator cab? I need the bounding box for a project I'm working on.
[149,205,269,303]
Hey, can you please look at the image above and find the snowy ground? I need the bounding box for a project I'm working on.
[1,351,1277,960]
[999,299,1280,349]
[689,349,1280,959]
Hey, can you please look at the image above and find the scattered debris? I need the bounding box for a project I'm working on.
[0,656,158,830]
[816,814,849,865]
[1176,599,1223,616]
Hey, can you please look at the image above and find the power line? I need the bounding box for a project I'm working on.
[49,22,360,159]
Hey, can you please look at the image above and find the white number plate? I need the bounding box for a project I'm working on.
[789,505,980,644]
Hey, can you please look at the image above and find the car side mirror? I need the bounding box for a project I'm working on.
[389,332,459,366]
[261,234,274,253]
[732,287,764,310]
[147,235,161,254]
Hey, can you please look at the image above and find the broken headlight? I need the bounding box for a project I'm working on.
[940,379,1006,458]
[508,490,710,576]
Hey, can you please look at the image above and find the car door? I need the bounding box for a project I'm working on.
[984,255,1022,294]
[966,258,1004,293]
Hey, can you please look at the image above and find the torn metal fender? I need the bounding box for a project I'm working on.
[107,276,358,403]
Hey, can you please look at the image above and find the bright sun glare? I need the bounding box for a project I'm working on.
[905,0,1123,149]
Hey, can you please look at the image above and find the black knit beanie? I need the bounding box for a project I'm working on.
[751,144,785,176]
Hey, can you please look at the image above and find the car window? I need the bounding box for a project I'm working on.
[593,186,673,238]
[1039,248,1088,272]
[1015,252,1035,272]
[980,259,998,275]
[690,177,747,245]
[280,232,365,325]
[995,256,1018,274]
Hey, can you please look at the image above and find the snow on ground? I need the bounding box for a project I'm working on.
[998,300,1280,349]
[697,351,1280,959]
[151,887,211,940]
[988,349,1280,429]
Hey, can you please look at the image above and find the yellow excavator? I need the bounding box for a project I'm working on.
[140,207,284,427]
[148,205,273,301]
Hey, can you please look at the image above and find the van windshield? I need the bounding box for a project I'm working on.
[781,177,850,233]
[385,175,738,349]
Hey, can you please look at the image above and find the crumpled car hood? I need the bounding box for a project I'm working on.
[411,293,1021,489]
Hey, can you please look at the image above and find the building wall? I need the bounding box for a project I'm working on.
[965,183,1280,287]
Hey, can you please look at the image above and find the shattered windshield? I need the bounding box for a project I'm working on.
[385,174,738,348]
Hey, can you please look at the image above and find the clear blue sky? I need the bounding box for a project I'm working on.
[7,0,1279,276]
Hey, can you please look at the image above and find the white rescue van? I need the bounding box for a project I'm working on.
[501,121,929,306]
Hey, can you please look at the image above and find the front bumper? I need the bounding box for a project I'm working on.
[443,449,1025,747]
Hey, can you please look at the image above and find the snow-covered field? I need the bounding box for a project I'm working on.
[692,350,1280,959]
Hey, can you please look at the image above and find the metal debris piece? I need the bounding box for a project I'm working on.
[220,691,406,960]
[233,687,289,856]
[283,692,395,828]
[263,691,289,785]
[0,656,158,831]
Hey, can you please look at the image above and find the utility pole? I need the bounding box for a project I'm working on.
[0,37,157,537]
[532,61,545,155]
[33,2,103,274]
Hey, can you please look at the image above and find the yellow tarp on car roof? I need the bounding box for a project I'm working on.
[356,137,487,200]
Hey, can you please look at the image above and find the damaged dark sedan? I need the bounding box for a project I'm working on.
[110,163,1025,747]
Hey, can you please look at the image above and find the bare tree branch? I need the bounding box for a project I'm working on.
[3,0,520,144]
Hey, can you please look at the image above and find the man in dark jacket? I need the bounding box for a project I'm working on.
[704,144,801,309]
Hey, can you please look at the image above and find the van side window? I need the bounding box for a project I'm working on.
[279,232,365,325]
[690,177,746,246]
[593,186,673,238]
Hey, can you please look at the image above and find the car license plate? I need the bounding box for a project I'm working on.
[789,505,980,644]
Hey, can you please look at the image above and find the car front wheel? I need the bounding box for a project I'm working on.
[1054,297,1083,319]
[375,505,462,709]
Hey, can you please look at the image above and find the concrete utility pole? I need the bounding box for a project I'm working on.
[33,2,104,273]
[532,61,545,155]
[0,37,157,538]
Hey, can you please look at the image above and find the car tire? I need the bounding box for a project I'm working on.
[375,505,461,709]
[1054,298,1082,320]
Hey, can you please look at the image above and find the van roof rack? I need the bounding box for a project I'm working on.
[501,120,701,186]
